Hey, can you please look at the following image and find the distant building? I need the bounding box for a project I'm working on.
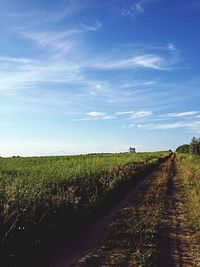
[129,147,136,153]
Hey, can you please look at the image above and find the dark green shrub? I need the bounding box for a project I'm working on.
[190,137,200,156]
[176,144,190,153]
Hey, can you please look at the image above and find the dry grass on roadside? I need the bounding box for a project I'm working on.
[176,154,200,232]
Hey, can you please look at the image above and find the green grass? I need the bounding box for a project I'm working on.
[0,151,169,266]
[0,152,167,223]
[176,153,200,231]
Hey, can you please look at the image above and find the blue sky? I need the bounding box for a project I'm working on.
[0,0,200,156]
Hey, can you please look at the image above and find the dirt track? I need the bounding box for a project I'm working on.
[157,156,200,267]
[49,164,162,267]
[49,156,200,267]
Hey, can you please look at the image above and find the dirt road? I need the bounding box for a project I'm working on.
[49,163,163,267]
[49,156,200,267]
[157,156,200,267]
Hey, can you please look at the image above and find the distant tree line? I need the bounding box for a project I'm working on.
[176,137,200,156]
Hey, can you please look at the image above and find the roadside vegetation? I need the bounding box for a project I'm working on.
[176,136,200,155]
[176,136,200,230]
[176,154,200,231]
[175,137,200,263]
[0,151,169,266]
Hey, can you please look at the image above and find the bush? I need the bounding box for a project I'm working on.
[190,137,200,156]
[176,144,190,153]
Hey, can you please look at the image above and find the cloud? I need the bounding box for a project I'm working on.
[118,110,153,119]
[168,42,178,56]
[127,123,136,128]
[131,111,153,118]
[86,111,107,117]
[22,22,101,56]
[0,43,175,95]
[132,55,168,70]
[79,21,102,31]
[91,54,171,71]
[101,115,117,120]
[137,121,200,132]
[0,0,90,26]
[123,109,200,132]
[23,31,73,55]
[140,122,187,129]
[0,57,82,91]
[76,114,116,121]
[160,111,199,118]
[0,57,35,64]
[121,0,155,17]
[116,111,135,115]
[82,110,152,122]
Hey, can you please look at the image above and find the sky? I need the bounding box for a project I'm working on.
[0,0,200,156]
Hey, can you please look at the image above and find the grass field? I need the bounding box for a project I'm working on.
[0,151,169,266]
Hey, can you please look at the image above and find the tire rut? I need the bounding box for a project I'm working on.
[157,156,200,267]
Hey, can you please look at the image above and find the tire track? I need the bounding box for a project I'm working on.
[157,155,200,267]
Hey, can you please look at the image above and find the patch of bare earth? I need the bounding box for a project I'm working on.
[157,157,200,267]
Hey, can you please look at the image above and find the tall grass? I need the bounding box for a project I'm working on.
[176,153,200,230]
[0,152,167,223]
[0,151,169,266]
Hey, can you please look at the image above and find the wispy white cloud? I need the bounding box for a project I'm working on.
[82,110,152,122]
[76,113,117,121]
[137,121,200,132]
[116,110,153,118]
[0,57,35,64]
[0,57,82,91]
[130,110,153,118]
[168,42,179,56]
[127,123,136,128]
[0,0,90,26]
[22,22,101,57]
[91,54,171,70]
[160,111,199,118]
[139,122,187,129]
[86,111,107,117]
[79,21,102,32]
[116,111,135,115]
[121,0,156,17]
[0,41,177,96]
[101,115,117,120]
[23,31,73,55]
[80,110,200,126]
[123,110,200,131]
